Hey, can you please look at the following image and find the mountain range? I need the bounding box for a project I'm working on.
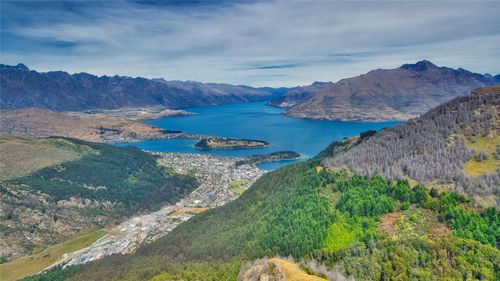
[0,64,285,111]
[2,61,498,123]
[271,60,500,121]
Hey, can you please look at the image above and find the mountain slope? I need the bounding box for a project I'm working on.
[323,86,500,208]
[0,64,282,111]
[66,162,499,281]
[0,136,196,262]
[280,60,499,121]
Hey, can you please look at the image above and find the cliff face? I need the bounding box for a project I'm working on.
[0,64,282,111]
[276,61,500,121]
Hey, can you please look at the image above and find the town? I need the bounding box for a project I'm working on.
[45,152,265,270]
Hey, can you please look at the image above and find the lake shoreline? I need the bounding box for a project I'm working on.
[119,101,400,170]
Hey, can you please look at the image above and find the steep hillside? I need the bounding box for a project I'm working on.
[58,162,499,281]
[0,64,282,111]
[280,60,499,121]
[0,135,89,180]
[0,136,196,262]
[323,86,500,208]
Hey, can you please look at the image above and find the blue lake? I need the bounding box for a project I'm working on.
[120,102,399,170]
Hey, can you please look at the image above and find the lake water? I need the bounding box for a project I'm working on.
[121,102,399,170]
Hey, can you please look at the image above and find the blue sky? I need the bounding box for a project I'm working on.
[1,0,499,87]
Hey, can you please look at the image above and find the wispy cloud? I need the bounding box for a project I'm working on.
[1,0,499,86]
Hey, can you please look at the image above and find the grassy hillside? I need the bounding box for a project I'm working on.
[0,137,197,262]
[58,160,499,281]
[464,135,500,176]
[0,229,107,281]
[0,135,94,180]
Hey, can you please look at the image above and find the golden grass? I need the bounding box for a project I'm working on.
[0,135,93,180]
[0,229,107,281]
[464,135,499,176]
[269,258,327,281]
[315,166,324,173]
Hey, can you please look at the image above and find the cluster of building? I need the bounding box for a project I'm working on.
[46,152,265,270]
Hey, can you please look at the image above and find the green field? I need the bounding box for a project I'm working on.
[228,179,250,187]
[0,229,107,281]
[464,135,499,176]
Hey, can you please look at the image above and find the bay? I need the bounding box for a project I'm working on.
[120,102,399,170]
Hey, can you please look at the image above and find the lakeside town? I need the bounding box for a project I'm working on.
[46,152,266,270]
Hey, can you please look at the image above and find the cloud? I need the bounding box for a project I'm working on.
[1,0,499,86]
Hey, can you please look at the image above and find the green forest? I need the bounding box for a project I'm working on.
[9,138,197,216]
[29,158,497,281]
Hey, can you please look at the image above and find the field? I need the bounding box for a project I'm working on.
[0,135,93,180]
[229,179,250,187]
[464,135,500,176]
[171,207,208,216]
[0,229,107,281]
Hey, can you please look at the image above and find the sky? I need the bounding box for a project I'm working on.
[1,0,499,87]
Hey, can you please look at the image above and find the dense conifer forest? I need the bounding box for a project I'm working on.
[5,138,197,216]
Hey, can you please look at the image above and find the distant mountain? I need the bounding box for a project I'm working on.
[323,86,500,207]
[0,64,284,111]
[272,60,499,121]
[266,81,334,107]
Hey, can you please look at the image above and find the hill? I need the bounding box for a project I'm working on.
[0,136,196,262]
[274,60,499,121]
[0,64,283,111]
[323,86,500,208]
[54,161,499,281]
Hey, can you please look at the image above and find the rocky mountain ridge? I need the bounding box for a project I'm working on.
[273,60,500,121]
[0,64,284,111]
